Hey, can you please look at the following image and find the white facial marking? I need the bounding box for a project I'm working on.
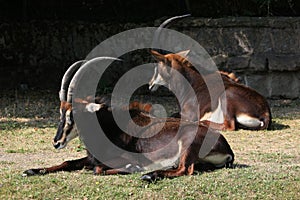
[149,66,168,91]
[153,73,167,86]
[149,67,158,90]
[65,110,72,125]
[58,125,78,149]
[57,142,66,150]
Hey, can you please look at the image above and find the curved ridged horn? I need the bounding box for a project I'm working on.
[152,14,191,53]
[67,57,122,103]
[59,60,87,102]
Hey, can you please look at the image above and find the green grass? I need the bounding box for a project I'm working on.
[0,91,299,199]
[1,166,299,199]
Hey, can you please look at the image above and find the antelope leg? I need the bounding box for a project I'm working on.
[23,156,91,176]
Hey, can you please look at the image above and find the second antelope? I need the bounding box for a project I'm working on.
[149,50,272,131]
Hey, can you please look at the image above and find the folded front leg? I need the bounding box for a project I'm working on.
[141,152,195,182]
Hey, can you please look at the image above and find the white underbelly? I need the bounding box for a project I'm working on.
[236,114,264,128]
[201,153,232,167]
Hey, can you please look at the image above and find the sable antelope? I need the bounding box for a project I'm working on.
[23,57,153,176]
[149,14,271,130]
[23,57,234,181]
[24,97,235,180]
[149,50,271,131]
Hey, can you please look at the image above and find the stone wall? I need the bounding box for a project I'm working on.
[1,17,299,99]
[170,17,300,99]
[0,21,151,89]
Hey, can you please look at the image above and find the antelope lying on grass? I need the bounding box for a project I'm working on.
[23,57,234,181]
[24,97,234,181]
[149,50,271,131]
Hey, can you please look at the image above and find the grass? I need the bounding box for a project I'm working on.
[0,90,299,199]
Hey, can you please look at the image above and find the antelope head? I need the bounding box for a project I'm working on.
[149,14,191,91]
[53,60,85,149]
[149,50,190,91]
[53,57,121,149]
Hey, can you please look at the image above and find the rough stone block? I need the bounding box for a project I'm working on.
[243,74,270,97]
[249,55,267,71]
[269,72,300,99]
[267,54,300,71]
[243,72,300,99]
[227,56,250,69]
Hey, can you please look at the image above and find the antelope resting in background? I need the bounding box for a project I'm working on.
[149,50,271,131]
[23,57,234,181]
[148,14,271,131]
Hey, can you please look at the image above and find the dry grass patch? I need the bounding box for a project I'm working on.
[0,90,299,199]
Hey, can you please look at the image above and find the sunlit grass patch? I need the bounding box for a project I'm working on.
[5,148,31,154]
[250,152,296,163]
[0,91,299,199]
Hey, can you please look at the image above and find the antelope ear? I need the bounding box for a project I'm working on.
[85,103,104,113]
[176,50,190,58]
[150,50,165,61]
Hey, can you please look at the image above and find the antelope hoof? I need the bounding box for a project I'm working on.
[226,162,234,169]
[22,169,44,176]
[93,166,103,175]
[125,164,143,173]
[141,174,154,182]
[141,172,159,182]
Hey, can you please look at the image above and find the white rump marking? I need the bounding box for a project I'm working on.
[202,154,232,167]
[236,114,264,127]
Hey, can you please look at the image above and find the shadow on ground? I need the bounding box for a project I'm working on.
[269,121,290,130]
